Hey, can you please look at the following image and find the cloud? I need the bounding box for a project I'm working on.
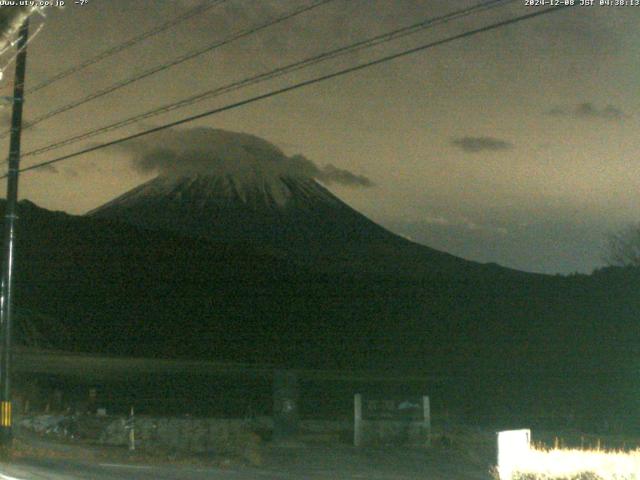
[421,214,508,235]
[547,103,627,120]
[319,164,372,187]
[115,127,373,188]
[422,215,452,226]
[0,108,37,130]
[0,109,9,127]
[33,163,58,174]
[451,136,513,153]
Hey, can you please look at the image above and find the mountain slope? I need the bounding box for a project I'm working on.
[4,199,640,426]
[89,172,515,279]
[87,128,525,278]
[9,128,639,424]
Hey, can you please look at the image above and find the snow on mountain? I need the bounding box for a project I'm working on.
[89,129,488,275]
[90,129,375,235]
[93,170,342,214]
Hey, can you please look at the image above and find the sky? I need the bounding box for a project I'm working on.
[0,0,638,275]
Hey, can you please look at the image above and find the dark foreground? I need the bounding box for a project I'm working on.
[0,437,495,480]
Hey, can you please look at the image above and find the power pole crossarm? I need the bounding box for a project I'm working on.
[0,17,29,445]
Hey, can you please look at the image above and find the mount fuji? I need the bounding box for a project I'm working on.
[4,131,638,420]
[88,129,500,277]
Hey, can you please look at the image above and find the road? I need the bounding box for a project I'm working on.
[0,460,289,480]
[0,443,494,480]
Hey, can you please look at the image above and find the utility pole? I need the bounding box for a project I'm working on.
[0,17,29,445]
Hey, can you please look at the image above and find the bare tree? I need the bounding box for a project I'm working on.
[605,223,640,267]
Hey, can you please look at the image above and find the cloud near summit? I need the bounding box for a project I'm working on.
[547,102,627,120]
[451,136,513,153]
[116,127,373,187]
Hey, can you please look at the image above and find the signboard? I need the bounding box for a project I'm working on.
[362,397,423,421]
[354,393,430,447]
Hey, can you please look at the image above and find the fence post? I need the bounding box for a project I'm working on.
[423,395,431,447]
[354,393,362,447]
[127,406,135,451]
[272,370,299,443]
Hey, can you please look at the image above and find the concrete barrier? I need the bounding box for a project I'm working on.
[101,416,256,453]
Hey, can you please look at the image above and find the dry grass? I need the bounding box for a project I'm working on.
[502,445,640,480]
[9,428,264,468]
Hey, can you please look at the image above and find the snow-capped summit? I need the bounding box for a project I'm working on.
[93,170,342,213]
[88,170,391,256]
[89,129,477,274]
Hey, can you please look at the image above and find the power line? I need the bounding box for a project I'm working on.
[10,5,571,178]
[23,0,225,96]
[0,0,334,141]
[22,0,514,159]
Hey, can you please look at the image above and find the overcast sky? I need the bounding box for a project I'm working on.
[0,0,638,275]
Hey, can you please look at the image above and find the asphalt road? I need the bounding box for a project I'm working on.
[0,460,289,480]
[0,444,494,480]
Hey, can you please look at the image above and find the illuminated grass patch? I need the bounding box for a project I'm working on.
[495,429,640,480]
[507,446,640,480]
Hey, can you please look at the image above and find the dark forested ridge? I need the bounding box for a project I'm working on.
[5,199,640,426]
